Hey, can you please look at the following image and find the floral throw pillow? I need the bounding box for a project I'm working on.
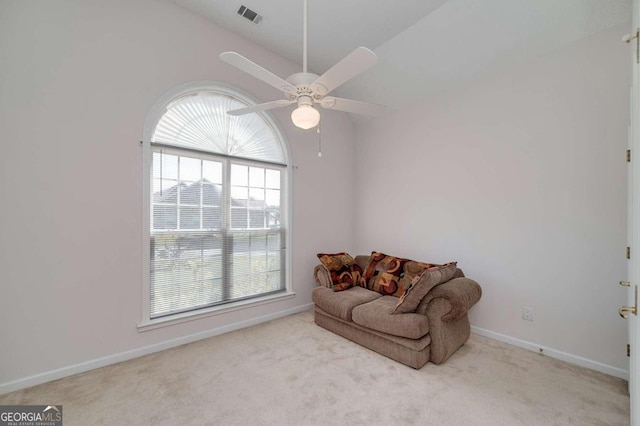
[362,251,440,297]
[317,252,363,292]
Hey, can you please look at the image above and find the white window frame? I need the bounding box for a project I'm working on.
[139,81,294,331]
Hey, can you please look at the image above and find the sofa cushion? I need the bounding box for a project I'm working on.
[391,262,458,314]
[312,286,381,321]
[351,296,430,339]
[317,252,363,292]
[362,251,440,297]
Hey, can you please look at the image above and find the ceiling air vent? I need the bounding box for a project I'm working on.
[237,5,263,25]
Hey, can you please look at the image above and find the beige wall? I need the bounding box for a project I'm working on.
[0,0,356,388]
[355,24,630,373]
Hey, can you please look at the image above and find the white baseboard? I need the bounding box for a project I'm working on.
[0,303,314,396]
[471,325,629,381]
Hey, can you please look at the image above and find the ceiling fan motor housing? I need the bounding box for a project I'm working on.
[297,95,314,107]
[285,72,328,101]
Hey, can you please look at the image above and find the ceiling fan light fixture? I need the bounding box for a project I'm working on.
[291,104,320,129]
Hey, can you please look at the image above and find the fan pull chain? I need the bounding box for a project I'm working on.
[317,121,322,158]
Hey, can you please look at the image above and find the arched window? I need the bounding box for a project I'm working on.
[141,82,291,325]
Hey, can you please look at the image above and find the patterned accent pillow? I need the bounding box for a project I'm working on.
[317,252,363,292]
[390,262,458,314]
[361,251,439,297]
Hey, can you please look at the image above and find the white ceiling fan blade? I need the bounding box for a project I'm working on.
[312,47,377,94]
[320,97,386,116]
[227,99,294,116]
[220,52,296,93]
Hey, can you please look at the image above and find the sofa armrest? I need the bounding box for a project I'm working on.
[415,277,482,320]
[314,264,333,288]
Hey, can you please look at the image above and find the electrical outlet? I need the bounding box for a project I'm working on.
[523,306,534,321]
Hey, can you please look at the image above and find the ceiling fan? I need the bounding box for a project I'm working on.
[219,0,386,130]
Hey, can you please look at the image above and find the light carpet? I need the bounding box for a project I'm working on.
[0,310,629,425]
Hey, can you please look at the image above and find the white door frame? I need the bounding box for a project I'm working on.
[629,0,640,423]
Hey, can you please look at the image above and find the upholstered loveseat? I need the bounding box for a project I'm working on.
[312,252,482,368]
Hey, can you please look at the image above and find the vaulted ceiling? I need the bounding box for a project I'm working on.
[170,0,632,112]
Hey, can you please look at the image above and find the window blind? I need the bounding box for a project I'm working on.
[153,92,285,164]
[149,90,287,319]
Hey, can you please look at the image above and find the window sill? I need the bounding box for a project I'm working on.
[137,291,296,332]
